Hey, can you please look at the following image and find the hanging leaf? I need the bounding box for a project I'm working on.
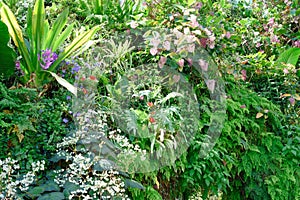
[48,72,77,96]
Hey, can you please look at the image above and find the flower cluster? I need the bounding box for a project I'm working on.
[39,49,58,70]
[0,158,45,198]
[53,108,131,199]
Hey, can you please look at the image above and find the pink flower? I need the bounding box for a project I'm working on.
[173,75,180,83]
[150,48,158,55]
[240,105,246,109]
[293,40,300,48]
[198,59,208,71]
[256,42,262,48]
[187,44,195,53]
[205,79,216,93]
[241,69,247,81]
[225,32,231,39]
[190,15,199,28]
[158,56,167,68]
[187,58,193,66]
[150,38,160,48]
[163,41,171,50]
[283,68,289,74]
[178,59,184,67]
[289,97,295,105]
[129,21,138,29]
[268,17,275,27]
[194,2,202,9]
[200,38,208,47]
[271,35,280,44]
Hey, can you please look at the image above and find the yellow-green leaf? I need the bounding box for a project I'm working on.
[48,72,77,96]
[256,112,264,119]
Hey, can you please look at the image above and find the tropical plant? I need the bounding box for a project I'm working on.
[0,21,16,77]
[0,0,99,90]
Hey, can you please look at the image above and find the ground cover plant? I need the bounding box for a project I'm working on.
[0,0,299,199]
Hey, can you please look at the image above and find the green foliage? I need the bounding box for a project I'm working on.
[65,0,144,30]
[0,0,299,199]
[0,21,16,77]
[276,47,300,67]
[0,81,70,167]
[0,0,99,87]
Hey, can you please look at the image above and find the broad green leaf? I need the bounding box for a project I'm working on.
[0,21,16,77]
[28,186,45,197]
[276,47,300,67]
[48,72,77,96]
[37,192,65,200]
[0,2,31,70]
[124,179,145,190]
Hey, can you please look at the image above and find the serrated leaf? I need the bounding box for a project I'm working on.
[48,72,77,96]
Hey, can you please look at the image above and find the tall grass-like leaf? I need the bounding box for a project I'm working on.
[45,9,69,51]
[31,0,45,71]
[51,23,74,52]
[49,26,100,71]
[42,20,49,49]
[0,2,31,73]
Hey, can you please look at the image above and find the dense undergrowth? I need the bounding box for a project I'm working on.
[0,0,299,199]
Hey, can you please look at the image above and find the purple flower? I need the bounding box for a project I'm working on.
[71,64,81,73]
[271,35,280,44]
[289,97,295,106]
[15,61,20,70]
[268,18,275,27]
[194,2,202,9]
[293,40,300,48]
[241,69,247,81]
[62,118,69,123]
[40,49,58,70]
[66,96,71,100]
[283,68,289,74]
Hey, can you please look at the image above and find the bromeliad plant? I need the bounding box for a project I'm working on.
[0,0,99,91]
